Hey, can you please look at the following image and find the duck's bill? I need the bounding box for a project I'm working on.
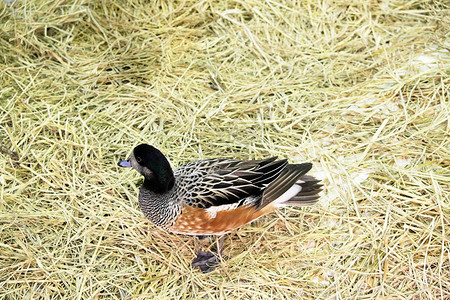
[118,160,132,167]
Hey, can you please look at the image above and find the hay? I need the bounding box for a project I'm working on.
[0,0,449,298]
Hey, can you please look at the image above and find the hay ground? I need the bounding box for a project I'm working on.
[1,0,449,299]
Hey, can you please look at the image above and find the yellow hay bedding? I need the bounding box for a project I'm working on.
[0,0,449,298]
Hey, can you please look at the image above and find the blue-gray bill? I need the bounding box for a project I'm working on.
[118,160,132,167]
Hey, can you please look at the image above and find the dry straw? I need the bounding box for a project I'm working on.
[1,0,449,299]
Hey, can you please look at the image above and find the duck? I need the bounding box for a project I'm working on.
[118,144,322,272]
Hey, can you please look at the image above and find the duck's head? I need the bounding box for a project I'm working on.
[118,144,174,193]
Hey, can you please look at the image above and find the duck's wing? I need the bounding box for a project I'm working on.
[176,157,287,209]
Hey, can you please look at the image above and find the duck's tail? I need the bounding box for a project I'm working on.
[257,163,322,210]
[282,175,322,206]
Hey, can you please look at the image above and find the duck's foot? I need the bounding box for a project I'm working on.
[191,251,220,273]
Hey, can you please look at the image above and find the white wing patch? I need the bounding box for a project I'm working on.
[205,196,257,218]
[206,202,240,218]
[272,181,303,207]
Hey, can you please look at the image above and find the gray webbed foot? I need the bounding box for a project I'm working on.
[191,251,220,273]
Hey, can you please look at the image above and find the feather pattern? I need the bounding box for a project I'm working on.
[174,157,287,209]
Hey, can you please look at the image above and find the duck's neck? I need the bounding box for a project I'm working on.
[143,175,174,194]
[143,158,175,194]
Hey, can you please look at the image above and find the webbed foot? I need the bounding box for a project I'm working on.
[191,250,220,273]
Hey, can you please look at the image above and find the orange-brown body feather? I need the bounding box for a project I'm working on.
[169,204,277,235]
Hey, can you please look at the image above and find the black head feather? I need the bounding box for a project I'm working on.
[133,144,175,193]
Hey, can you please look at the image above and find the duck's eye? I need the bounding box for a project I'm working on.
[136,157,143,163]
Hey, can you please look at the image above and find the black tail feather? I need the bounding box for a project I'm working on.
[257,163,313,210]
[284,175,322,207]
